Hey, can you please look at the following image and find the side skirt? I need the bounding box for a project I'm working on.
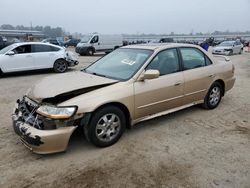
[132,100,204,125]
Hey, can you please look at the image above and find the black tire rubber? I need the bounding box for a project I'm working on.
[87,48,94,56]
[53,59,68,73]
[239,49,243,54]
[229,50,233,56]
[202,82,223,109]
[84,106,126,147]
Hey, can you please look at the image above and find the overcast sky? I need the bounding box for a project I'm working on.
[1,0,250,34]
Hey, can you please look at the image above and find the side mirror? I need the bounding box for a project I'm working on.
[6,51,15,56]
[138,69,160,81]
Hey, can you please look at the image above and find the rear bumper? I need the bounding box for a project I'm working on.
[12,99,77,154]
[66,59,79,67]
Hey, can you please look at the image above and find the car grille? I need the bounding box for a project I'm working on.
[15,97,56,130]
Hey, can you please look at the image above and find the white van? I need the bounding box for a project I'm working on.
[75,34,123,56]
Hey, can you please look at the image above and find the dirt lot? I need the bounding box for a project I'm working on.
[0,48,250,188]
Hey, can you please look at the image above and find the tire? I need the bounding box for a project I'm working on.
[239,49,243,54]
[84,106,126,147]
[87,48,94,56]
[202,82,223,109]
[53,59,68,73]
[229,50,233,56]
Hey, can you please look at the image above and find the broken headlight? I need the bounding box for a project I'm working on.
[36,105,77,119]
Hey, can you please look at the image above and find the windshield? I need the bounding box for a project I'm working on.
[85,48,153,81]
[80,35,92,43]
[219,41,234,47]
[0,44,16,55]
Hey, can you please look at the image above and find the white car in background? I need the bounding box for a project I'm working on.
[0,42,78,74]
[212,40,243,55]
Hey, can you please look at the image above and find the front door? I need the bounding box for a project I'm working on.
[3,44,35,72]
[134,48,184,120]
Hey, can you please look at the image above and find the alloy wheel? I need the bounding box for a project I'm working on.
[95,113,121,142]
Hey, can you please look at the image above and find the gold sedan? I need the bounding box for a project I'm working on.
[12,43,235,154]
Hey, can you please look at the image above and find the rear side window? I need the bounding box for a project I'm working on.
[205,56,212,65]
[32,44,60,53]
[32,44,51,53]
[180,48,206,70]
[50,46,60,51]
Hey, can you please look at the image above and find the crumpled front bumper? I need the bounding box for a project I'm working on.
[65,51,79,67]
[12,99,77,154]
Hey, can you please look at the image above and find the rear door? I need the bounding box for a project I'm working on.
[179,47,214,105]
[2,44,35,72]
[32,44,60,69]
[134,48,184,120]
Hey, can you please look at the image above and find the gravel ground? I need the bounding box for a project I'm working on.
[0,48,250,188]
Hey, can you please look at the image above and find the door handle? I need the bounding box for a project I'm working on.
[174,82,182,86]
[209,74,215,78]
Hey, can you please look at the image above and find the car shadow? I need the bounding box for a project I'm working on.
[34,105,203,158]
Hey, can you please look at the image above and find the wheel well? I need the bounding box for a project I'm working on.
[88,47,95,53]
[93,102,131,129]
[214,79,225,96]
[55,58,66,63]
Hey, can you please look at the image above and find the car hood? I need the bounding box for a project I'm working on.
[27,71,118,103]
[213,46,232,50]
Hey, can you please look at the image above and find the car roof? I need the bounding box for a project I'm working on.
[12,42,63,48]
[121,43,201,51]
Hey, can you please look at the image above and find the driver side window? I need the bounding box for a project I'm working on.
[91,36,99,43]
[146,48,180,76]
[13,45,31,54]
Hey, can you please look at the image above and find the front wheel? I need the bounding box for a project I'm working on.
[84,106,126,147]
[87,48,94,56]
[203,82,222,109]
[53,59,68,73]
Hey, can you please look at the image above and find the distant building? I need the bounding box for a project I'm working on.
[0,29,45,41]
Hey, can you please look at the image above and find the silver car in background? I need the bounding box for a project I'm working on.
[212,40,243,55]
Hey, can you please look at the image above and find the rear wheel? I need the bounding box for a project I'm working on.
[84,106,126,147]
[239,48,243,54]
[53,59,68,73]
[203,82,223,109]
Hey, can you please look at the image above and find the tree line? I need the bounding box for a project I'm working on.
[0,24,65,38]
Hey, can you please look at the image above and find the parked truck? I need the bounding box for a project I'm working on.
[75,34,123,56]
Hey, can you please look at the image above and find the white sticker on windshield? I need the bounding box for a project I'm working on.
[121,59,136,66]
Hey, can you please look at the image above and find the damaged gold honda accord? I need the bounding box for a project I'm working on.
[12,43,235,154]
